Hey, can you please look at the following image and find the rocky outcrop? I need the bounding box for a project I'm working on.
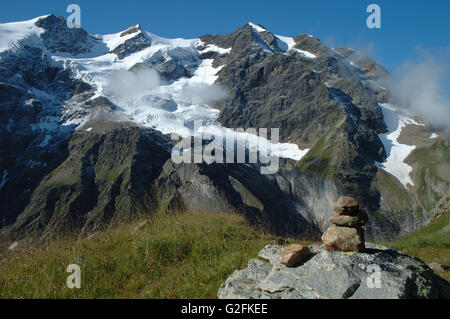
[218,244,450,299]
[35,15,94,55]
[333,47,389,80]
[10,127,171,239]
[5,127,321,240]
[111,31,152,59]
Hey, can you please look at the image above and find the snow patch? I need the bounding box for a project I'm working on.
[275,35,296,52]
[375,103,417,188]
[293,48,317,59]
[102,29,143,51]
[198,43,231,55]
[198,125,310,161]
[248,22,267,33]
[0,15,47,52]
[274,35,317,58]
[429,133,438,139]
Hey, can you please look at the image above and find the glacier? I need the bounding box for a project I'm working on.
[0,16,310,162]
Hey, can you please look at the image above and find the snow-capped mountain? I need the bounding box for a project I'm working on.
[0,15,448,240]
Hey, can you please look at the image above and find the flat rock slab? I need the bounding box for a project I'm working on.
[218,244,450,299]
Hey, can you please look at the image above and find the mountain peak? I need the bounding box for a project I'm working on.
[247,22,268,33]
[33,14,92,55]
[120,24,143,37]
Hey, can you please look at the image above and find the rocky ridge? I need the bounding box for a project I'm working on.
[0,16,448,241]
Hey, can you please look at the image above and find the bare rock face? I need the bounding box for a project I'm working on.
[322,225,365,252]
[279,244,311,267]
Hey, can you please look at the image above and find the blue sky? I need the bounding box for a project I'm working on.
[1,0,449,73]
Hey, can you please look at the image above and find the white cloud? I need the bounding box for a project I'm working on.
[380,52,450,133]
[178,82,229,105]
[105,68,161,100]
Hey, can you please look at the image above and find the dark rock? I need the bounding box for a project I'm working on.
[111,32,151,59]
[120,24,142,37]
[35,15,94,55]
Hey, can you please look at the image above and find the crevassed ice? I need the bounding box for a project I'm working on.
[0,16,310,162]
[50,28,309,161]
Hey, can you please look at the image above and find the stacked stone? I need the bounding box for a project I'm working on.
[322,196,368,252]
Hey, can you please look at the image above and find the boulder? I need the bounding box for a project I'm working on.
[218,244,450,299]
[279,244,310,267]
[329,211,368,227]
[322,225,365,252]
[333,196,359,214]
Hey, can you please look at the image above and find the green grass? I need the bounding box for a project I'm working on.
[387,210,450,282]
[375,169,413,213]
[409,139,450,210]
[296,135,334,178]
[0,211,303,299]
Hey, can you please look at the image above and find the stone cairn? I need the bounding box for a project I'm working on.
[322,196,368,252]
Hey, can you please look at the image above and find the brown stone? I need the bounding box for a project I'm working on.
[329,209,368,227]
[333,196,359,214]
[322,225,365,252]
[279,244,311,267]
[329,214,363,227]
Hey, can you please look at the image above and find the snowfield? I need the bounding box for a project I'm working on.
[0,15,47,52]
[375,103,422,188]
[0,16,310,162]
[429,133,438,139]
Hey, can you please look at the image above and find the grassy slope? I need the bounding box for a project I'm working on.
[0,212,303,299]
[409,139,450,210]
[387,210,450,282]
[1,210,447,298]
